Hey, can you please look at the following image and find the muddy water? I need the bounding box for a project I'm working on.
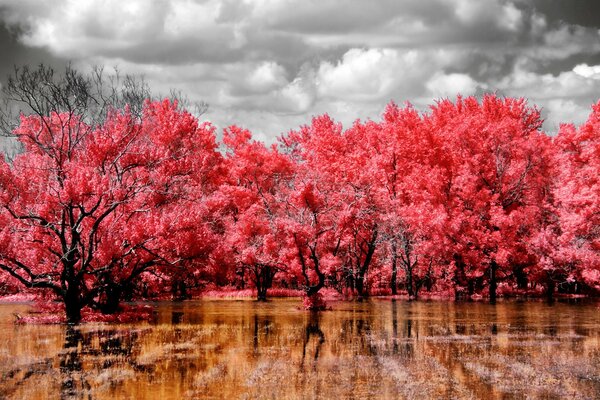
[0,299,599,399]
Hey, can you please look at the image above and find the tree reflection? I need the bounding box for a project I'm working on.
[392,300,399,354]
[401,303,414,358]
[60,327,90,400]
[59,326,149,399]
[252,313,273,356]
[302,311,325,371]
[3,300,600,399]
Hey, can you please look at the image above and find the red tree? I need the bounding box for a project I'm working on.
[219,126,294,300]
[425,95,553,301]
[356,103,446,298]
[0,100,221,323]
[539,102,600,298]
[280,115,349,308]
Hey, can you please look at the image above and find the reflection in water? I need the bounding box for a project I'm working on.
[302,311,325,371]
[391,299,399,354]
[171,311,184,325]
[0,299,599,399]
[60,328,87,399]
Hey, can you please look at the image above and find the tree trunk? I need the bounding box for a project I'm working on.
[513,265,528,289]
[305,269,326,301]
[255,264,275,302]
[489,260,497,304]
[306,279,324,297]
[453,253,466,300]
[64,284,82,324]
[406,268,414,300]
[172,280,188,301]
[390,243,398,295]
[257,286,268,302]
[356,230,377,299]
[256,268,266,302]
[355,273,368,300]
[546,273,555,303]
[99,285,123,314]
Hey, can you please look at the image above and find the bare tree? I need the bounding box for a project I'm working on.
[0,63,207,157]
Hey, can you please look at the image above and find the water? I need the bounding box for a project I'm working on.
[0,298,599,399]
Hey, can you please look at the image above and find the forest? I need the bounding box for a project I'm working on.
[0,66,599,324]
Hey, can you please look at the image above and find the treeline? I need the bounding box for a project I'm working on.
[0,66,599,323]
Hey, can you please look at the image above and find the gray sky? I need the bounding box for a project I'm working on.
[0,0,599,142]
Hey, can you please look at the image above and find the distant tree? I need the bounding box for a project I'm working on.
[538,101,600,299]
[350,103,444,299]
[219,126,294,301]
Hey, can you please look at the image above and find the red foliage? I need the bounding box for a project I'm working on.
[3,93,600,321]
[0,100,222,323]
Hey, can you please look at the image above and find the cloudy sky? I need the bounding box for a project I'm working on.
[0,0,599,142]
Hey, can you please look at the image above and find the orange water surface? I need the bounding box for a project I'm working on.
[0,298,599,399]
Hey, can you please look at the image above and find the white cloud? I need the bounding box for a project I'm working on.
[543,99,594,133]
[573,64,600,80]
[277,75,316,114]
[244,62,289,93]
[0,0,599,142]
[315,48,464,103]
[317,48,405,101]
[497,66,600,101]
[21,0,171,53]
[490,64,600,134]
[426,72,479,98]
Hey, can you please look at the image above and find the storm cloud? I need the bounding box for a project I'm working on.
[0,0,599,141]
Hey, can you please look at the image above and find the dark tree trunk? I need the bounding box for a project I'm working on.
[406,268,414,300]
[453,254,467,300]
[306,276,325,297]
[255,264,275,302]
[99,285,123,314]
[355,273,367,299]
[390,243,398,295]
[356,230,378,299]
[172,280,188,301]
[489,260,497,304]
[257,287,268,302]
[296,236,327,309]
[346,266,355,292]
[513,265,528,289]
[64,284,82,325]
[546,274,555,303]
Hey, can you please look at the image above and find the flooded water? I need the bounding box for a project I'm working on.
[0,299,599,399]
